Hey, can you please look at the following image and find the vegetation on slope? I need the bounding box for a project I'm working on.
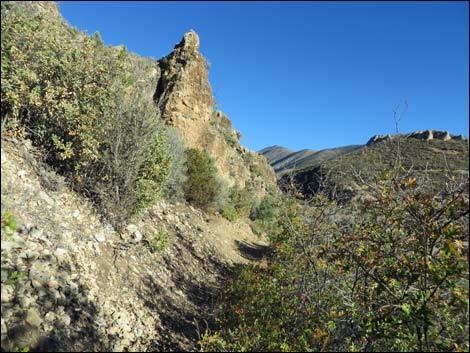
[1,1,268,229]
[200,169,469,352]
[2,2,468,352]
[282,137,469,202]
[1,1,173,228]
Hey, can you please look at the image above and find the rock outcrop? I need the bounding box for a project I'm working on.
[154,30,276,196]
[367,130,468,146]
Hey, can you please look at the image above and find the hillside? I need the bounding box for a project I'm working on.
[281,132,469,201]
[258,146,295,166]
[1,137,269,351]
[1,2,468,352]
[1,2,274,351]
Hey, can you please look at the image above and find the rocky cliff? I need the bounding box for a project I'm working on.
[154,30,276,196]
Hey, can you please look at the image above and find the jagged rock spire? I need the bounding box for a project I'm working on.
[174,29,200,53]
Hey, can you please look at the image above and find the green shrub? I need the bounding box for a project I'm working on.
[183,148,219,211]
[1,209,17,238]
[151,229,170,252]
[217,182,258,221]
[201,173,469,352]
[1,1,120,166]
[220,204,238,221]
[251,195,276,223]
[1,210,29,286]
[329,173,469,352]
[1,1,173,228]
[228,184,254,218]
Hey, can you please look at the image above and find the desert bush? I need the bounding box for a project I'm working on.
[248,192,281,236]
[213,177,232,213]
[250,195,276,223]
[1,1,120,165]
[151,229,171,252]
[1,209,17,238]
[218,181,259,221]
[183,148,219,211]
[200,192,341,352]
[220,204,238,222]
[329,173,469,352]
[95,84,172,228]
[200,172,469,352]
[1,210,29,287]
[1,1,173,228]
[228,184,254,218]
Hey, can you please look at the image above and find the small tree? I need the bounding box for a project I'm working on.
[183,148,219,211]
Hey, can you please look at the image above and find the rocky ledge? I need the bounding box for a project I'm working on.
[367,130,468,146]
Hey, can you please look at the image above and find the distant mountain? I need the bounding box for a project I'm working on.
[259,144,363,174]
[258,146,295,166]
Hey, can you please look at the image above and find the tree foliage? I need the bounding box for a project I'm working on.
[183,148,219,211]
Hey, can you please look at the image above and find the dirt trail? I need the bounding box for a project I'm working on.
[198,212,269,266]
[1,137,270,352]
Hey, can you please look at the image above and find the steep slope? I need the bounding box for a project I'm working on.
[1,2,275,351]
[271,149,317,173]
[1,137,269,352]
[281,131,469,201]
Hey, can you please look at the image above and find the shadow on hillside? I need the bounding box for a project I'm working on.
[0,232,108,352]
[235,240,270,261]
[138,256,229,352]
[25,283,108,352]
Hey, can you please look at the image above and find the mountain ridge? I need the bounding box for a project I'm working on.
[260,129,468,176]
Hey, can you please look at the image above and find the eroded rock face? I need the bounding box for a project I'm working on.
[366,134,392,146]
[175,29,200,54]
[155,30,214,133]
[410,130,434,141]
[154,30,276,193]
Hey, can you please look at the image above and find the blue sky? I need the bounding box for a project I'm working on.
[58,1,469,152]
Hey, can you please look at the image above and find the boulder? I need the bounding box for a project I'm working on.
[433,131,451,141]
[410,130,433,141]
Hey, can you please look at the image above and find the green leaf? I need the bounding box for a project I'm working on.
[401,303,411,316]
